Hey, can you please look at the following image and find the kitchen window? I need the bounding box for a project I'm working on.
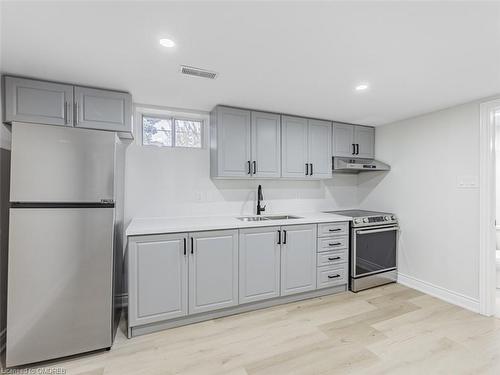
[142,115,203,148]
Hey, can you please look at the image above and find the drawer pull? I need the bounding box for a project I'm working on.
[328,256,341,261]
[329,228,342,232]
[329,242,342,246]
[328,274,341,279]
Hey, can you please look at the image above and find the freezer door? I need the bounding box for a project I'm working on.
[10,122,115,202]
[6,207,114,367]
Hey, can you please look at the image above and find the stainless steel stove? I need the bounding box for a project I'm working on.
[324,210,399,292]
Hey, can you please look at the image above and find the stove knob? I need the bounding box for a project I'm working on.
[363,218,369,223]
[353,218,360,224]
[385,216,390,221]
[391,215,396,220]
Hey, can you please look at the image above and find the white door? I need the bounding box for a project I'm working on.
[308,119,332,178]
[74,86,132,132]
[332,123,355,157]
[251,111,281,178]
[281,116,308,178]
[354,126,375,159]
[189,230,239,314]
[4,76,73,127]
[239,227,281,304]
[280,224,317,296]
[216,107,252,177]
[128,234,188,327]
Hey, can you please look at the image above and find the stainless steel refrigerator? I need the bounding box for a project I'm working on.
[6,122,125,367]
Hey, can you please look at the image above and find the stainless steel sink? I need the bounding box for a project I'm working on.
[265,215,302,220]
[237,216,270,222]
[237,215,302,222]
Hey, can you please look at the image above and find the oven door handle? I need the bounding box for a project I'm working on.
[356,226,399,235]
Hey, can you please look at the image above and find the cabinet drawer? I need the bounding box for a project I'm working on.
[317,249,348,267]
[317,222,348,237]
[317,264,348,289]
[317,236,348,252]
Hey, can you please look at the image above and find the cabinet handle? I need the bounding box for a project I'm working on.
[356,144,359,155]
[305,163,309,176]
[191,237,194,254]
[277,230,281,245]
[329,228,341,232]
[74,102,79,125]
[247,161,251,174]
[328,274,341,279]
[183,238,187,255]
[253,161,257,174]
[352,144,356,155]
[310,163,313,176]
[328,256,341,261]
[64,101,68,124]
[328,242,342,246]
[283,230,287,244]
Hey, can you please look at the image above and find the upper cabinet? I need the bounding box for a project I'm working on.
[282,116,332,179]
[210,106,280,178]
[281,116,308,178]
[251,111,281,178]
[74,86,132,132]
[332,123,374,159]
[210,106,378,179]
[308,119,333,178]
[3,76,132,135]
[354,126,375,159]
[4,76,74,127]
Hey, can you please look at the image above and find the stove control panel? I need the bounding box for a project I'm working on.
[352,215,397,227]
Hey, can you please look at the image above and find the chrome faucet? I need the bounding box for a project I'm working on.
[257,184,266,215]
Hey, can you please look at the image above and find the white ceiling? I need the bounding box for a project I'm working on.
[2,1,500,125]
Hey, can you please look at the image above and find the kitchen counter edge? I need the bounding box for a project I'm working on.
[126,212,352,237]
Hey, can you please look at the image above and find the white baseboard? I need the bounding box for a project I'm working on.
[397,273,480,313]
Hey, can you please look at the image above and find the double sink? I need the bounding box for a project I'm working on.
[237,215,302,222]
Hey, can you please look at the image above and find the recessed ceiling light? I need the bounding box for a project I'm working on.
[355,83,369,91]
[159,38,176,48]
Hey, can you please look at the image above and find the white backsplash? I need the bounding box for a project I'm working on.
[124,142,359,224]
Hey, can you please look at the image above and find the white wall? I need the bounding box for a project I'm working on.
[358,101,482,304]
[124,122,358,225]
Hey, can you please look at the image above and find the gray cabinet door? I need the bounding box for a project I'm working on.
[239,227,281,304]
[251,111,281,178]
[189,230,239,314]
[74,86,132,132]
[281,116,308,178]
[280,224,317,296]
[215,107,252,177]
[4,76,73,127]
[332,123,355,157]
[354,126,375,159]
[308,119,332,178]
[128,234,188,327]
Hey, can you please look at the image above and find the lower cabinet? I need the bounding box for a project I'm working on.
[280,224,317,296]
[128,233,188,327]
[239,227,281,304]
[128,222,347,336]
[189,230,239,314]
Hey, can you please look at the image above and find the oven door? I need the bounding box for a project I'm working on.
[352,225,398,278]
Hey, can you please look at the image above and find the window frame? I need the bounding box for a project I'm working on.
[135,105,207,149]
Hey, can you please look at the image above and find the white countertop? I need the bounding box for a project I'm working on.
[126,212,352,236]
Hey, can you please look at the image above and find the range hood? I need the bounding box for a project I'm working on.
[332,157,390,173]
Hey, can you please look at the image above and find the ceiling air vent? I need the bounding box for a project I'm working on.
[180,65,218,79]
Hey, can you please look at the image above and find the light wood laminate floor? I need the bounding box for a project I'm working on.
[15,284,500,374]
